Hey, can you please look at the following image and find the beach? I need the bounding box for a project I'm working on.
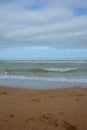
[0,86,87,130]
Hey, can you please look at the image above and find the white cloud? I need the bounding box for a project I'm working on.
[0,0,87,48]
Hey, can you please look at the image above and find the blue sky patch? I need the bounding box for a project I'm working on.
[75,8,87,16]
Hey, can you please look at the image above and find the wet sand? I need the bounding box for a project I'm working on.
[0,86,87,130]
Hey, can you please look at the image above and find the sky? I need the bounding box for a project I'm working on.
[0,0,87,60]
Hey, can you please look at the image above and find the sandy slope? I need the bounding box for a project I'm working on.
[0,87,87,130]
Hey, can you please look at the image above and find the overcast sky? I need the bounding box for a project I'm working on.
[0,0,87,60]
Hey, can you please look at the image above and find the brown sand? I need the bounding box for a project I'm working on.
[0,86,87,130]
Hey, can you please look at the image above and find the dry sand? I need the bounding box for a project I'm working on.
[0,86,87,130]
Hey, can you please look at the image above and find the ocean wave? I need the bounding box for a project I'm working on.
[28,67,79,73]
[0,74,87,83]
[43,67,79,72]
[0,67,79,74]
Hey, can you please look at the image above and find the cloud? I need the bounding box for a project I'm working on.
[0,0,87,48]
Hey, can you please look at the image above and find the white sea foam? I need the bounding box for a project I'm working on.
[43,67,79,72]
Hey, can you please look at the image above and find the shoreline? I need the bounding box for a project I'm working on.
[0,86,87,130]
[0,84,87,90]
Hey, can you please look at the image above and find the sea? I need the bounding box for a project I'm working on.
[0,60,87,89]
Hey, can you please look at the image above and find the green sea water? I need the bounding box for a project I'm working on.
[0,60,87,89]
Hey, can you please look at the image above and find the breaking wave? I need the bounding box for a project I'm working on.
[0,74,87,83]
[42,67,79,72]
[0,67,79,74]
